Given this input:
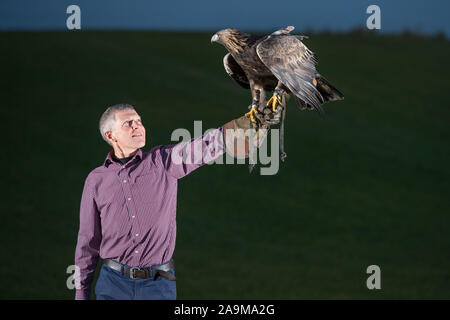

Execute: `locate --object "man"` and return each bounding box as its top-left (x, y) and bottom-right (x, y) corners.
top-left (74, 103), bottom-right (280, 300)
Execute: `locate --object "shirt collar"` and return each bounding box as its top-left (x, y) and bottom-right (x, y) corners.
top-left (104, 149), bottom-right (143, 168)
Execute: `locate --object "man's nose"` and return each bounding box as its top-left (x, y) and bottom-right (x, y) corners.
top-left (131, 121), bottom-right (141, 130)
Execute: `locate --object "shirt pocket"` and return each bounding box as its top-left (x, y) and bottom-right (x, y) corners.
top-left (134, 170), bottom-right (156, 184)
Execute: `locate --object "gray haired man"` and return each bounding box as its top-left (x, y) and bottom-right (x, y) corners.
top-left (74, 103), bottom-right (280, 300)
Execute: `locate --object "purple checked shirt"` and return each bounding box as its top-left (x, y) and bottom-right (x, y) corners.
top-left (74, 127), bottom-right (226, 300)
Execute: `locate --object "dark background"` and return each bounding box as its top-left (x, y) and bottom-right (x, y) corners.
top-left (0, 1), bottom-right (449, 299)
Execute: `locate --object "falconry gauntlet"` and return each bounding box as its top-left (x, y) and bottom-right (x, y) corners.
top-left (223, 107), bottom-right (282, 159)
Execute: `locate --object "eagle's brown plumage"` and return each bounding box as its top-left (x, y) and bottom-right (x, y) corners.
top-left (212, 26), bottom-right (344, 163)
top-left (211, 26), bottom-right (344, 113)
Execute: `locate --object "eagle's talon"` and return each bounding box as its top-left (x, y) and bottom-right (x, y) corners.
top-left (244, 106), bottom-right (259, 124)
top-left (267, 94), bottom-right (283, 112)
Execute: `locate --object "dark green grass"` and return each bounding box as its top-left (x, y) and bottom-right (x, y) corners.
top-left (0, 30), bottom-right (449, 299)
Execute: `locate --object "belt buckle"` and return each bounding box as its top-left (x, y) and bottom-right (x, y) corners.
top-left (129, 267), bottom-right (141, 279)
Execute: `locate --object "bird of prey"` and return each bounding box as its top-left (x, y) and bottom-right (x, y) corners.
top-left (211, 26), bottom-right (344, 160)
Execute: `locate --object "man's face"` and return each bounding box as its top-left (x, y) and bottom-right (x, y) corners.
top-left (109, 109), bottom-right (146, 153)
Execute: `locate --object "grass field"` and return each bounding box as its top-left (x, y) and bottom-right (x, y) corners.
top-left (0, 30), bottom-right (449, 299)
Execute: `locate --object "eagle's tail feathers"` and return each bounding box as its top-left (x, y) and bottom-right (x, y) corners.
top-left (294, 96), bottom-right (324, 114)
top-left (294, 96), bottom-right (310, 110)
top-left (315, 76), bottom-right (344, 102)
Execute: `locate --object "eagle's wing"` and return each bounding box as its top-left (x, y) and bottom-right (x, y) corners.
top-left (223, 53), bottom-right (250, 89)
top-left (256, 35), bottom-right (324, 111)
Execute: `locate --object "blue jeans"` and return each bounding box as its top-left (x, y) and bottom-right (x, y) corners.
top-left (95, 261), bottom-right (176, 300)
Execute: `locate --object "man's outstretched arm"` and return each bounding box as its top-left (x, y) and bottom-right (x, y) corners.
top-left (153, 110), bottom-right (281, 179)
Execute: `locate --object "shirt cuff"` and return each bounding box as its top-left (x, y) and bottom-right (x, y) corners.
top-left (75, 289), bottom-right (91, 300)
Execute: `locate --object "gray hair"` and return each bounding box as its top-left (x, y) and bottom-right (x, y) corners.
top-left (99, 103), bottom-right (135, 145)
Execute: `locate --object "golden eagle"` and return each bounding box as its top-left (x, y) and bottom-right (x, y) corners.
top-left (211, 26), bottom-right (344, 160)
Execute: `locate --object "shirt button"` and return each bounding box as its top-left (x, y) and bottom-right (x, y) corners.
top-left (131, 215), bottom-right (135, 218)
top-left (135, 250), bottom-right (139, 254)
top-left (135, 233), bottom-right (139, 237)
top-left (127, 197), bottom-right (131, 201)
top-left (123, 179), bottom-right (127, 183)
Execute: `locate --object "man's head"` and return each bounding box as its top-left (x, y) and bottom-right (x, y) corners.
top-left (99, 104), bottom-right (146, 157)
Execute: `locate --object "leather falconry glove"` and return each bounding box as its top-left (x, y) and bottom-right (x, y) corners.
top-left (222, 106), bottom-right (282, 159)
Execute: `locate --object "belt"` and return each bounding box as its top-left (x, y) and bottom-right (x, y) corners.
top-left (103, 259), bottom-right (176, 281)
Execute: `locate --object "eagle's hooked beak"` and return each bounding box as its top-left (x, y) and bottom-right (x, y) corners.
top-left (211, 34), bottom-right (219, 43)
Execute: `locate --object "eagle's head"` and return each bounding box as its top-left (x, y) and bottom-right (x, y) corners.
top-left (211, 29), bottom-right (251, 53)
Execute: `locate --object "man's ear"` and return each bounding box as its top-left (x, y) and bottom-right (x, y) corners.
top-left (104, 131), bottom-right (116, 144)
